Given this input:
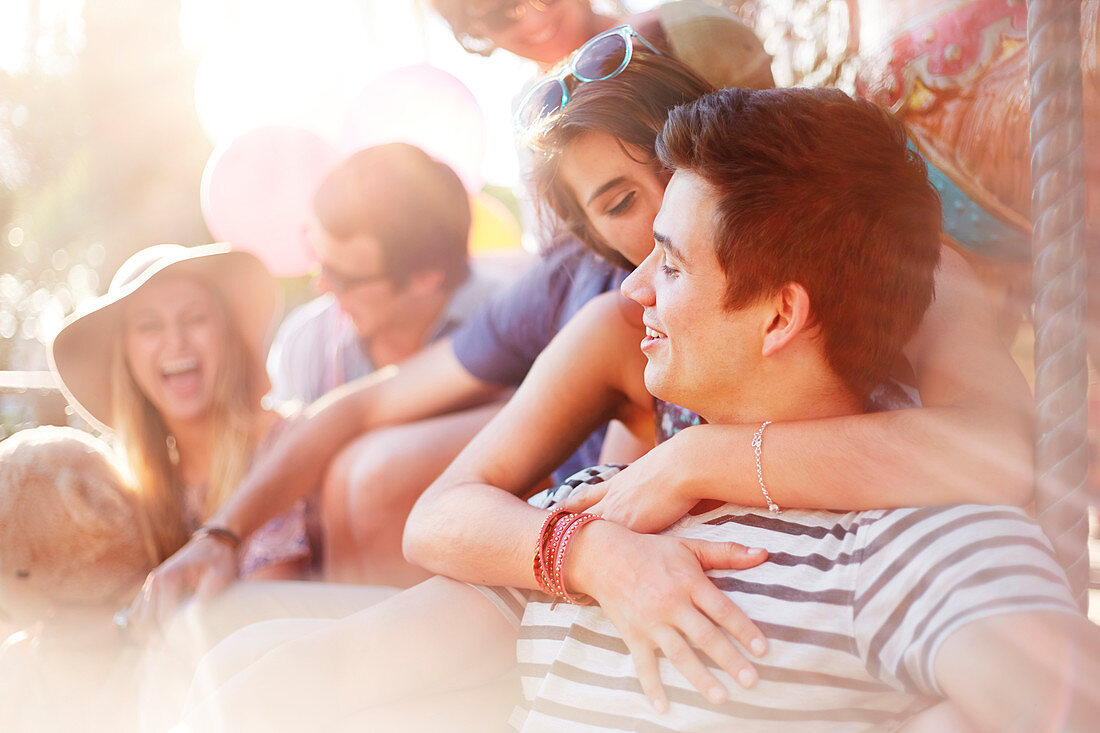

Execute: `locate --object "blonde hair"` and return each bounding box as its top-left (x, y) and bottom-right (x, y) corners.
top-left (110, 281), bottom-right (259, 562)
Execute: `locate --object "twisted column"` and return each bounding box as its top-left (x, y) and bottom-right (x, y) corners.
top-left (1028, 0), bottom-right (1090, 610)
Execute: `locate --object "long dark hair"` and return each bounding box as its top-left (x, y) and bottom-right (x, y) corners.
top-left (524, 51), bottom-right (715, 268)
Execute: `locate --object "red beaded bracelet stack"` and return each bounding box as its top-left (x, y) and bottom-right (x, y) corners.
top-left (532, 508), bottom-right (602, 606)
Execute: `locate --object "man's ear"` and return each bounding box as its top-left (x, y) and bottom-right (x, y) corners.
top-left (761, 282), bottom-right (811, 357)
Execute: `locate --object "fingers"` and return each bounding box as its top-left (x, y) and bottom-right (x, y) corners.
top-left (125, 571), bottom-right (161, 640)
top-left (621, 633), bottom-right (668, 713)
top-left (681, 594), bottom-right (764, 684)
top-left (652, 624), bottom-right (732, 705)
top-left (154, 569), bottom-right (186, 633)
top-left (693, 581), bottom-right (768, 660)
top-left (679, 538), bottom-right (768, 656)
top-left (560, 482), bottom-right (609, 512)
top-left (684, 539), bottom-right (767, 572)
top-left (195, 566), bottom-right (232, 601)
top-left (128, 565), bottom-right (185, 640)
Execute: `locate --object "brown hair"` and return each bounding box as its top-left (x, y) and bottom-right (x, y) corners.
top-left (525, 51), bottom-right (714, 268)
top-left (312, 142), bottom-right (471, 289)
top-left (657, 87), bottom-right (942, 400)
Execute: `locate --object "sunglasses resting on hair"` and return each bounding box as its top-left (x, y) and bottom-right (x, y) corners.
top-left (514, 25), bottom-right (663, 130)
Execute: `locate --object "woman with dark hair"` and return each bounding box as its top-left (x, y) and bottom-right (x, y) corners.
top-left (176, 47), bottom-right (1032, 731)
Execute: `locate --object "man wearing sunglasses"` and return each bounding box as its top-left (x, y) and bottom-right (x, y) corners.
top-left (267, 143), bottom-right (496, 407)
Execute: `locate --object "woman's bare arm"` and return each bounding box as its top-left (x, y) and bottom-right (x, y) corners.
top-left (403, 293), bottom-right (649, 585)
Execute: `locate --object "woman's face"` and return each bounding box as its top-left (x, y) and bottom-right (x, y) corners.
top-left (123, 274), bottom-right (227, 425)
top-left (473, 0), bottom-right (597, 65)
top-left (559, 130), bottom-right (668, 267)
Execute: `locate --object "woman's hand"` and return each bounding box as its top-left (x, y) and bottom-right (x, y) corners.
top-left (565, 519), bottom-right (769, 712)
top-left (122, 534), bottom-right (238, 640)
top-left (561, 432), bottom-right (700, 533)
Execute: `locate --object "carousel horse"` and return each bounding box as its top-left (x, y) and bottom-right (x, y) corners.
top-left (854, 0), bottom-right (1098, 342)
top-left (848, 0), bottom-right (1099, 496)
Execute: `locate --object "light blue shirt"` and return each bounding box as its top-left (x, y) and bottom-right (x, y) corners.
top-left (266, 271), bottom-right (499, 406)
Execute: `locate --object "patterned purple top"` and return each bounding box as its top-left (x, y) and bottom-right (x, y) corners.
top-left (182, 414), bottom-right (311, 577)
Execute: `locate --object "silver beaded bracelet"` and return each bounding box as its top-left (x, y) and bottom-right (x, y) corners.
top-left (751, 420), bottom-right (780, 513)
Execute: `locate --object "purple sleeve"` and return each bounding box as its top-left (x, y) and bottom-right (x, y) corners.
top-left (239, 501), bottom-right (311, 577)
top-left (237, 413), bottom-right (312, 576)
top-left (450, 241), bottom-right (621, 386)
top-left (449, 259), bottom-right (560, 386)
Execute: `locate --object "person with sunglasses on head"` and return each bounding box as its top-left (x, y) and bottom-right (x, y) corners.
top-left (429, 0), bottom-right (774, 91)
top-left (172, 54), bottom-right (1044, 732)
top-left (264, 142), bottom-right (503, 584)
top-left (431, 0), bottom-right (773, 277)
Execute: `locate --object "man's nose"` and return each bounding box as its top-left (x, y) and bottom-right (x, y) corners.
top-left (167, 321), bottom-right (188, 349)
top-left (621, 251), bottom-right (657, 307)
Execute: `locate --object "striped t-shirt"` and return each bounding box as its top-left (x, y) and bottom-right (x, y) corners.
top-left (482, 465), bottom-right (1077, 732)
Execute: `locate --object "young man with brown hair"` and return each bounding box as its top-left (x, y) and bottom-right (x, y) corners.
top-left (179, 88), bottom-right (1099, 732)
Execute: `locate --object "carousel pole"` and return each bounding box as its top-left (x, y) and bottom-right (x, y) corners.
top-left (1028, 0), bottom-right (1090, 610)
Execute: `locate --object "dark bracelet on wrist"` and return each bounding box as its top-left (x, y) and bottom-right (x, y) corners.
top-left (193, 525), bottom-right (242, 551)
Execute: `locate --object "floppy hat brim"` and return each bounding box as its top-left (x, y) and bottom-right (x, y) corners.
top-left (48, 244), bottom-right (280, 433)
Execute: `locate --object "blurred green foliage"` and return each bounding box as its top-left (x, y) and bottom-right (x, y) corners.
top-left (1, 0), bottom-right (212, 363)
top-left (0, 0), bottom-right (213, 435)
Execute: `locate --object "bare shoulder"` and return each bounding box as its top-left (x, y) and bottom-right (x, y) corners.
top-left (905, 244), bottom-right (998, 365)
top-left (539, 290), bottom-right (649, 415)
top-left (931, 245), bottom-right (984, 307)
top-left (576, 291), bottom-right (651, 418)
top-left (563, 290), bottom-right (645, 343)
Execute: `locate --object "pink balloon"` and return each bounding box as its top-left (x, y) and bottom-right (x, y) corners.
top-left (201, 126), bottom-right (339, 277)
top-left (341, 65), bottom-right (487, 193)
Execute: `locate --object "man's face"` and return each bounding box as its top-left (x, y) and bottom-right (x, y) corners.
top-left (621, 171), bottom-right (771, 419)
top-left (309, 217), bottom-right (407, 339)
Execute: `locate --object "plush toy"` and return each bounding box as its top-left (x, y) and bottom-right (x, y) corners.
top-left (0, 425), bottom-right (156, 732)
top-left (0, 425), bottom-right (155, 610)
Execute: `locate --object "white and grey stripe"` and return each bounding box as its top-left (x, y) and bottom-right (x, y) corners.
top-left (506, 466), bottom-right (1078, 732)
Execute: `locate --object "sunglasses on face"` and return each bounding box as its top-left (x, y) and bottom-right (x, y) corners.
top-left (470, 0), bottom-right (562, 34)
top-left (514, 25), bottom-right (663, 130)
top-left (318, 262), bottom-right (390, 294)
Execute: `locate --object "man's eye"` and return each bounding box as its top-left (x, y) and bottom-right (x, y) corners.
top-left (608, 192), bottom-right (635, 216)
top-left (660, 263), bottom-right (679, 277)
